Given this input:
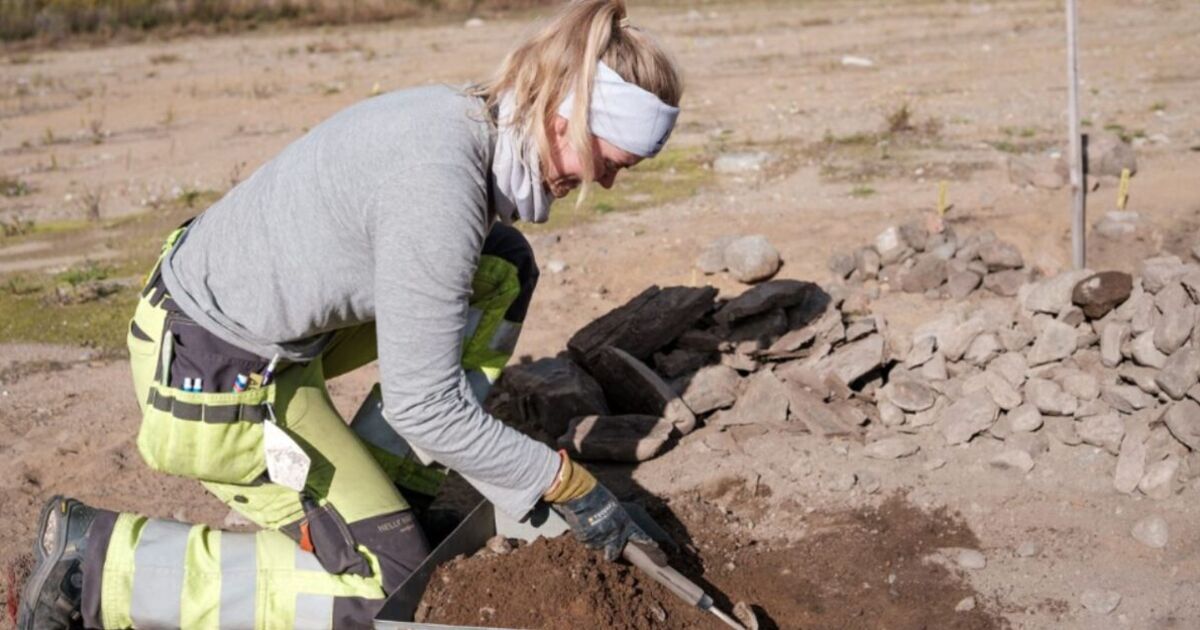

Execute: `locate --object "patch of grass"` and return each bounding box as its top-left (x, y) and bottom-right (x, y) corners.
top-left (175, 187), bottom-right (220, 209)
top-left (1, 175), bottom-right (32, 197)
top-left (1102, 122), bottom-right (1146, 143)
top-left (849, 185), bottom-right (876, 198)
top-left (1001, 126), bottom-right (1038, 138)
top-left (149, 52), bottom-right (180, 64)
top-left (1151, 101), bottom-right (1167, 113)
top-left (886, 103), bottom-right (914, 134)
top-left (988, 140), bottom-right (1020, 153)
top-left (56, 260), bottom-right (113, 286)
top-left (1, 274), bottom-right (41, 296)
top-left (0, 288), bottom-right (135, 352)
top-left (526, 145), bottom-right (710, 232)
top-left (1, 215), bottom-right (36, 238)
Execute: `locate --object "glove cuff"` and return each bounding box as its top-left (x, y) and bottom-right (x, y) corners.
top-left (542, 450), bottom-right (597, 503)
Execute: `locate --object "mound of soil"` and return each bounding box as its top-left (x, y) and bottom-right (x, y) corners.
top-left (417, 495), bottom-right (1006, 629)
top-left (417, 535), bottom-right (709, 629)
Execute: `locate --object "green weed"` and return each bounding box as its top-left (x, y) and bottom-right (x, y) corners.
top-left (56, 260), bottom-right (112, 286)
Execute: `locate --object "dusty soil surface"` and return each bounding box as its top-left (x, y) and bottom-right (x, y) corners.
top-left (2, 0), bottom-right (1198, 628)
top-left (420, 494), bottom-right (1003, 630)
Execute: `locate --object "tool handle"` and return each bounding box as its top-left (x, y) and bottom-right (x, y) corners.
top-left (622, 543), bottom-right (707, 608)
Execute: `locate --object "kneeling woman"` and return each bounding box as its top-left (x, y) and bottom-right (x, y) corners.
top-left (19, 1), bottom-right (682, 627)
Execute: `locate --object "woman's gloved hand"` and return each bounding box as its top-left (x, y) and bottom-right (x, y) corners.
top-left (543, 450), bottom-right (656, 561)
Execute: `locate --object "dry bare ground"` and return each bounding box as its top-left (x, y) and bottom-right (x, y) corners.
top-left (1, 0), bottom-right (1198, 628)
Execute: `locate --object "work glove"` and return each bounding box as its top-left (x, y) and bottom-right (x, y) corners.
top-left (544, 450), bottom-right (657, 562)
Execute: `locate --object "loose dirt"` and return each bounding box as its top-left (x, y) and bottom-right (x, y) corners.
top-left (419, 494), bottom-right (1004, 630)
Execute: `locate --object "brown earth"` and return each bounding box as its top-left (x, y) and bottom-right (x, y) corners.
top-left (2, 0), bottom-right (1199, 628)
top-left (420, 494), bottom-right (1004, 630)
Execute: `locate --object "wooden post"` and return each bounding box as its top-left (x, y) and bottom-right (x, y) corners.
top-left (1067, 0), bottom-right (1085, 269)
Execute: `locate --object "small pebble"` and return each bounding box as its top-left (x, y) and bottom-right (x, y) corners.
top-left (857, 471), bottom-right (882, 494)
top-left (956, 549), bottom-right (987, 570)
top-left (1080, 589), bottom-right (1121, 614)
top-left (649, 603), bottom-right (667, 623)
top-left (955, 596), bottom-right (977, 612)
top-left (733, 601), bottom-right (759, 630)
top-left (1131, 515), bottom-right (1168, 549)
top-left (546, 259), bottom-right (568, 274)
top-left (1015, 541), bottom-right (1041, 558)
top-left (485, 535), bottom-right (514, 555)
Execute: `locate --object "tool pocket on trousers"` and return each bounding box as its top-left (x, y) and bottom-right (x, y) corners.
top-left (136, 313), bottom-right (274, 485)
top-left (289, 498), bottom-right (372, 577)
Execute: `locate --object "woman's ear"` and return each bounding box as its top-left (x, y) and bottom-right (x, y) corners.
top-left (550, 114), bottom-right (570, 140)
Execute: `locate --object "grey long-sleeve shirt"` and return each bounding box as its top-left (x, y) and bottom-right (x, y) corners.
top-left (160, 85), bottom-right (559, 518)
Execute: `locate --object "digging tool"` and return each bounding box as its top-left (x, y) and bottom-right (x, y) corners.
top-left (622, 543), bottom-right (750, 630)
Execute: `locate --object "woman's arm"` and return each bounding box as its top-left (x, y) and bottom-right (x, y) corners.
top-left (370, 162), bottom-right (560, 519)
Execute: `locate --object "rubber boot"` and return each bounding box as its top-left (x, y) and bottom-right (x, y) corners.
top-left (17, 496), bottom-right (97, 630)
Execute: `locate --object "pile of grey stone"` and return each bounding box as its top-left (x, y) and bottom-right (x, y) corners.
top-left (497, 278), bottom-right (882, 463)
top-left (828, 222), bottom-right (1031, 299)
top-left (500, 235), bottom-right (1198, 502)
top-left (870, 250), bottom-right (1198, 500)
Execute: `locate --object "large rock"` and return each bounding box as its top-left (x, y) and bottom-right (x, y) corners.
top-left (1156, 348), bottom-right (1200, 400)
top-left (696, 236), bottom-right (736, 274)
top-left (1100, 322), bottom-right (1129, 367)
top-left (1101, 385), bottom-right (1152, 414)
top-left (989, 352), bottom-right (1028, 387)
top-left (828, 253), bottom-right (856, 279)
top-left (678, 365), bottom-right (740, 415)
top-left (984, 371), bottom-right (1023, 410)
top-left (568, 285), bottom-right (716, 366)
top-left (1153, 305), bottom-right (1195, 354)
top-left (1024, 270), bottom-right (1095, 314)
top-left (939, 392), bottom-right (1000, 444)
top-left (558, 415), bottom-right (673, 462)
top-left (783, 383), bottom-right (858, 436)
top-left (725, 235), bottom-right (782, 283)
top-left (1027, 320), bottom-right (1079, 366)
top-left (856, 247), bottom-right (882, 279)
top-left (1139, 458), bottom-right (1181, 500)
top-left (946, 270), bottom-right (982, 299)
top-left (821, 334), bottom-right (886, 386)
top-left (899, 256), bottom-right (948, 294)
top-left (1058, 370), bottom-right (1100, 401)
top-left (716, 280), bottom-right (824, 325)
top-left (942, 317), bottom-right (988, 362)
top-left (728, 370), bottom-right (789, 425)
top-left (588, 346), bottom-right (697, 435)
top-left (883, 379), bottom-right (938, 412)
top-left (1140, 256), bottom-right (1186, 294)
top-left (964, 333), bottom-right (1002, 366)
top-left (874, 226), bottom-right (909, 265)
top-left (978, 241), bottom-right (1024, 270)
top-left (1130, 333), bottom-right (1167, 368)
top-left (1130, 515), bottom-right (1168, 549)
top-left (983, 270), bottom-right (1028, 297)
top-left (1008, 403), bottom-right (1044, 432)
top-left (1114, 415), bottom-right (1152, 494)
top-left (1077, 414), bottom-right (1125, 454)
top-left (1163, 399), bottom-right (1200, 450)
top-left (1072, 271), bottom-right (1133, 319)
top-left (502, 357), bottom-right (610, 437)
top-left (1024, 378), bottom-right (1077, 416)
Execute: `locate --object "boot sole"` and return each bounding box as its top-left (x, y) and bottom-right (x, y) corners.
top-left (16, 495), bottom-right (69, 629)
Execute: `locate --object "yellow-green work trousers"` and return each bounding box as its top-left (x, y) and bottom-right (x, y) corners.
top-left (78, 223), bottom-right (539, 629)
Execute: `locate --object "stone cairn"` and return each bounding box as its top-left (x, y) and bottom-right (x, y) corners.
top-left (496, 225), bottom-right (1198, 501)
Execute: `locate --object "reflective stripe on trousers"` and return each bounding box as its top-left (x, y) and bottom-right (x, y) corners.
top-left (99, 513), bottom-right (384, 629)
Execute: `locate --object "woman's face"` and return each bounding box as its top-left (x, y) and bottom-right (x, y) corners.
top-left (543, 115), bottom-right (643, 199)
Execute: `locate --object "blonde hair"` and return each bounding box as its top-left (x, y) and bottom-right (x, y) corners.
top-left (476, 0), bottom-right (682, 194)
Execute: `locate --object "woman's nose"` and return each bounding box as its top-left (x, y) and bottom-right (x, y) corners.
top-left (599, 171), bottom-right (617, 189)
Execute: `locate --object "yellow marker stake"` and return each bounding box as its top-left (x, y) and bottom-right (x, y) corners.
top-left (937, 181), bottom-right (949, 216)
top-left (1117, 168), bottom-right (1131, 210)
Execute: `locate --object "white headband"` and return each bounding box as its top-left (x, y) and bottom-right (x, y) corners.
top-left (556, 61), bottom-right (680, 158)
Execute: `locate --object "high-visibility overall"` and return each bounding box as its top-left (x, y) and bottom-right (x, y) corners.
top-left (80, 223), bottom-right (539, 629)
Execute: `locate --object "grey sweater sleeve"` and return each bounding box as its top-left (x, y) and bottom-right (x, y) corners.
top-left (371, 162), bottom-right (560, 519)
